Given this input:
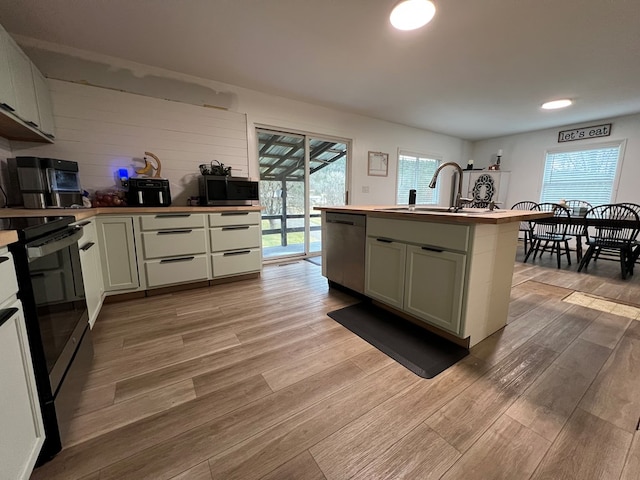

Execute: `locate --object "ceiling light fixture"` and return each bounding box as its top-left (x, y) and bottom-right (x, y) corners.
top-left (390, 0), bottom-right (436, 31)
top-left (541, 99), bottom-right (573, 110)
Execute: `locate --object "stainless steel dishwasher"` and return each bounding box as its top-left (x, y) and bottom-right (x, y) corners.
top-left (324, 212), bottom-right (366, 293)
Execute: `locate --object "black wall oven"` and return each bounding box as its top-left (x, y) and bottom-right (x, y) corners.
top-left (4, 216), bottom-right (94, 464)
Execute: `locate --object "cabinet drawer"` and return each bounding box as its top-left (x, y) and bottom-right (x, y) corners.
top-left (367, 217), bottom-right (469, 252)
top-left (140, 214), bottom-right (205, 231)
top-left (0, 253), bottom-right (18, 304)
top-left (210, 225), bottom-right (260, 252)
top-left (211, 249), bottom-right (261, 277)
top-left (141, 229), bottom-right (207, 259)
top-left (144, 254), bottom-right (209, 288)
top-left (209, 211), bottom-right (260, 227)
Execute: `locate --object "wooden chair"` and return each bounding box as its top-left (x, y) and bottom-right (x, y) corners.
top-left (511, 201), bottom-right (538, 254)
top-left (524, 203), bottom-right (573, 269)
top-left (564, 200), bottom-right (592, 262)
top-left (577, 204), bottom-right (639, 279)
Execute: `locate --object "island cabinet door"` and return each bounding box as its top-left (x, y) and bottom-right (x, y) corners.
top-left (404, 245), bottom-right (466, 335)
top-left (365, 237), bottom-right (406, 309)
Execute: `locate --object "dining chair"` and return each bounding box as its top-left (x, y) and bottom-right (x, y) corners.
top-left (564, 200), bottom-right (593, 262)
top-left (577, 203), bottom-right (639, 279)
top-left (524, 202), bottom-right (573, 269)
top-left (592, 202), bottom-right (640, 267)
top-left (511, 201), bottom-right (538, 254)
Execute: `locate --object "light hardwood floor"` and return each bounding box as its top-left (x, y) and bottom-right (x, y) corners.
top-left (30, 245), bottom-right (640, 480)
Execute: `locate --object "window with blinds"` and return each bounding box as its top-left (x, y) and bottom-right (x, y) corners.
top-left (396, 152), bottom-right (441, 205)
top-left (540, 144), bottom-right (622, 205)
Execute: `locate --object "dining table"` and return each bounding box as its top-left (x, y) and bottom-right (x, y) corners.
top-left (534, 207), bottom-right (640, 276)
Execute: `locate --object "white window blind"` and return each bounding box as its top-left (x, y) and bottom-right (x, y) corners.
top-left (540, 145), bottom-right (621, 205)
top-left (396, 152), bottom-right (440, 204)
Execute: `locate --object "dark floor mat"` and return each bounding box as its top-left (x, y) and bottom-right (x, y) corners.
top-left (327, 302), bottom-right (468, 379)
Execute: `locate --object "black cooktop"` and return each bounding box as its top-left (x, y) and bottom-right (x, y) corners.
top-left (0, 216), bottom-right (76, 242)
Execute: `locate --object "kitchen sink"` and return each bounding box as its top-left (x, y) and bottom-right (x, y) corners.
top-left (374, 206), bottom-right (501, 215)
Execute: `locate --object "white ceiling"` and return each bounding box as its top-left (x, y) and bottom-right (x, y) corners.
top-left (1, 0), bottom-right (639, 141)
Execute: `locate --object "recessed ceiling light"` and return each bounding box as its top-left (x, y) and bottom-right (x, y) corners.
top-left (541, 99), bottom-right (573, 110)
top-left (390, 0), bottom-right (436, 31)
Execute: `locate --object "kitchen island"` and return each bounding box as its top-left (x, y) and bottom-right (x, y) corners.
top-left (316, 205), bottom-right (550, 347)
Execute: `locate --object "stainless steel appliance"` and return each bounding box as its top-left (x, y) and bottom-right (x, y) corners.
top-left (127, 177), bottom-right (171, 207)
top-left (199, 176), bottom-right (259, 206)
top-left (325, 212), bottom-right (366, 293)
top-left (7, 157), bottom-right (84, 208)
top-left (4, 216), bottom-right (93, 464)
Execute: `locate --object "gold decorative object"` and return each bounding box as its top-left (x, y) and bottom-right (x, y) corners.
top-left (135, 151), bottom-right (163, 178)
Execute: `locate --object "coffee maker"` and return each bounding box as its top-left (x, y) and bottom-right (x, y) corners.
top-left (7, 157), bottom-right (84, 208)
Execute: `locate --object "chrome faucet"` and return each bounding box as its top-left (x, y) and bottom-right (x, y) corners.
top-left (428, 162), bottom-right (472, 212)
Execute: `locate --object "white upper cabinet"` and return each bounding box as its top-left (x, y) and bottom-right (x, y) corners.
top-left (31, 65), bottom-right (55, 138)
top-left (6, 35), bottom-right (39, 127)
top-left (0, 24), bottom-right (16, 112)
top-left (0, 22), bottom-right (55, 142)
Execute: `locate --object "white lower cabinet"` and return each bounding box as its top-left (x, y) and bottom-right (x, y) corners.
top-left (77, 218), bottom-right (104, 328)
top-left (404, 245), bottom-right (466, 334)
top-left (138, 213), bottom-right (209, 288)
top-left (144, 255), bottom-right (209, 288)
top-left (0, 249), bottom-right (45, 480)
top-left (93, 210), bottom-right (263, 293)
top-left (209, 212), bottom-right (262, 278)
top-left (365, 237), bottom-right (406, 309)
top-left (97, 216), bottom-right (140, 291)
top-left (365, 217), bottom-right (468, 336)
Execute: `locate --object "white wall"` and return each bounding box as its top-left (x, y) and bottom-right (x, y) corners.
top-left (8, 80), bottom-right (248, 205)
top-left (240, 88), bottom-right (471, 205)
top-left (2, 41), bottom-right (472, 208)
top-left (471, 113), bottom-right (640, 209)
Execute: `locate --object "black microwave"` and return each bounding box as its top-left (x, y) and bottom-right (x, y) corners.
top-left (199, 176), bottom-right (260, 206)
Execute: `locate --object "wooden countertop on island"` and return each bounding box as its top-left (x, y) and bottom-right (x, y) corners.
top-left (314, 205), bottom-right (551, 225)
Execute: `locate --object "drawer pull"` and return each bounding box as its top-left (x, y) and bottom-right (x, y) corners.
top-left (0, 256), bottom-right (9, 265)
top-left (376, 238), bottom-right (393, 243)
top-left (223, 250), bottom-right (252, 256)
top-left (80, 242), bottom-right (95, 252)
top-left (221, 226), bottom-right (250, 231)
top-left (1, 103), bottom-right (15, 112)
top-left (159, 256), bottom-right (195, 263)
top-left (157, 229), bottom-right (193, 235)
top-left (421, 246), bottom-right (444, 253)
top-left (26, 120), bottom-right (39, 128)
top-left (221, 212), bottom-right (249, 216)
top-left (0, 308), bottom-right (18, 328)
top-left (155, 214), bottom-right (191, 218)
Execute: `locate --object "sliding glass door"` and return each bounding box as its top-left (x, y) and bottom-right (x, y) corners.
top-left (257, 129), bottom-right (348, 259)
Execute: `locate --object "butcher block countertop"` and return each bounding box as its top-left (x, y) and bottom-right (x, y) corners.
top-left (0, 206), bottom-right (263, 247)
top-left (0, 230), bottom-right (18, 248)
top-left (0, 205), bottom-right (262, 220)
top-left (314, 205), bottom-right (551, 225)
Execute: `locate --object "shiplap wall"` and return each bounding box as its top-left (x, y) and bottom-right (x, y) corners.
top-left (8, 79), bottom-right (249, 205)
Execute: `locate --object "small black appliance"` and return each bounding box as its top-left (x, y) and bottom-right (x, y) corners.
top-left (127, 177), bottom-right (171, 207)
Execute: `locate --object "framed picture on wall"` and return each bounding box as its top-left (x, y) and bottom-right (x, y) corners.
top-left (368, 151), bottom-right (389, 176)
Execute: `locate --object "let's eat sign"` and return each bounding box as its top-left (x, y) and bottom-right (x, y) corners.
top-left (558, 123), bottom-right (612, 142)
